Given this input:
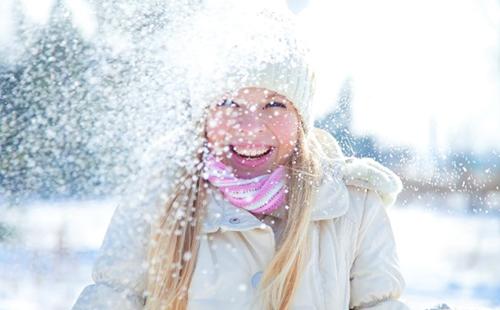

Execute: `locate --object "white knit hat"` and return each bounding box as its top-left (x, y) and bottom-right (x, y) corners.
top-left (174, 2), bottom-right (317, 132)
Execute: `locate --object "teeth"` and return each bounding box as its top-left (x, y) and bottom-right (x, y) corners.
top-left (232, 146), bottom-right (271, 157)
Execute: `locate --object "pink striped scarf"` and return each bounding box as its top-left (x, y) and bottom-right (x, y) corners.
top-left (202, 154), bottom-right (287, 215)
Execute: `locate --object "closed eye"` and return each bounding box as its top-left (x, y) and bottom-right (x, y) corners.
top-left (265, 101), bottom-right (287, 109)
top-left (217, 99), bottom-right (240, 108)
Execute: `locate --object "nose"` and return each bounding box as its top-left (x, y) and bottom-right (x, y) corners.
top-left (236, 107), bottom-right (266, 136)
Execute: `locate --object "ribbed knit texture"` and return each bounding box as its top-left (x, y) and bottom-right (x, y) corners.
top-left (178, 3), bottom-right (317, 131)
top-left (203, 154), bottom-right (287, 215)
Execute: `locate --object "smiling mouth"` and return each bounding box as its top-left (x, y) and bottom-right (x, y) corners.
top-left (230, 145), bottom-right (273, 159)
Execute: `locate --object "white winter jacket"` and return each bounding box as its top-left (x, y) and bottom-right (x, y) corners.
top-left (73, 129), bottom-right (410, 310)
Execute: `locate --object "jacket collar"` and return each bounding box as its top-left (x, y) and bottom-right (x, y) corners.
top-left (201, 141), bottom-right (351, 234)
top-left (201, 173), bottom-right (350, 234)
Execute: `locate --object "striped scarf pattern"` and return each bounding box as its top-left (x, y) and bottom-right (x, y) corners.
top-left (203, 155), bottom-right (287, 215)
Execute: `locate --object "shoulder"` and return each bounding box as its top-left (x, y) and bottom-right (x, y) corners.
top-left (312, 151), bottom-right (403, 229)
top-left (316, 154), bottom-right (403, 227)
top-left (310, 128), bottom-right (403, 208)
top-left (342, 185), bottom-right (387, 227)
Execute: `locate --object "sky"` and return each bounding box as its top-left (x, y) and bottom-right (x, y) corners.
top-left (296, 0), bottom-right (500, 153)
top-left (0, 0), bottom-right (499, 154)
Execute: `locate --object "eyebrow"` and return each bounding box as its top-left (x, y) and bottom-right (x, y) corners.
top-left (264, 90), bottom-right (279, 98)
top-left (224, 90), bottom-right (286, 106)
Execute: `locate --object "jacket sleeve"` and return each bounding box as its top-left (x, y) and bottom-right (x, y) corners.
top-left (349, 189), bottom-right (410, 310)
top-left (72, 195), bottom-right (154, 310)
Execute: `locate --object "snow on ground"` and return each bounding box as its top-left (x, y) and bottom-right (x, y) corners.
top-left (0, 198), bottom-right (499, 310)
top-left (389, 204), bottom-right (500, 309)
top-left (0, 200), bottom-right (115, 310)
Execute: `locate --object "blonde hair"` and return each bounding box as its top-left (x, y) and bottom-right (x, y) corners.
top-left (144, 116), bottom-right (322, 310)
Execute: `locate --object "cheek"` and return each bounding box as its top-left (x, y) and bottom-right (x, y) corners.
top-left (267, 112), bottom-right (299, 155)
top-left (205, 113), bottom-right (236, 146)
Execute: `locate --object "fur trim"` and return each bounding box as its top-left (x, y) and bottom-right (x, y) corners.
top-left (342, 157), bottom-right (403, 207)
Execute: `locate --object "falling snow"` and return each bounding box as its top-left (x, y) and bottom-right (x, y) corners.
top-left (0, 0), bottom-right (499, 309)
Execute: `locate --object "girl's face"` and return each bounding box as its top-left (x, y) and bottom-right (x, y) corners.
top-left (205, 87), bottom-right (300, 179)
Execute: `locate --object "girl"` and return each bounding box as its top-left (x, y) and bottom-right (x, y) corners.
top-left (73, 4), bottom-right (409, 310)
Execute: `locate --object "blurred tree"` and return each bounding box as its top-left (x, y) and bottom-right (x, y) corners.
top-left (315, 78), bottom-right (357, 156)
top-left (315, 78), bottom-right (413, 170)
top-left (0, 0), bottom-right (100, 200)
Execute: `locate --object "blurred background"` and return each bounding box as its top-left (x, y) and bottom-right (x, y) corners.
top-left (0, 0), bottom-right (499, 309)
